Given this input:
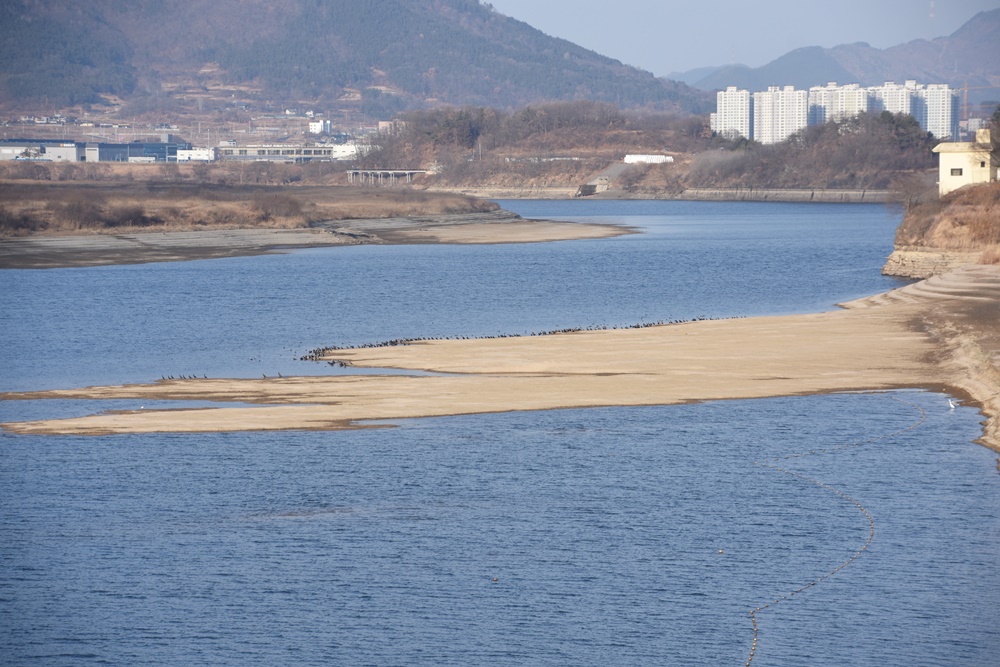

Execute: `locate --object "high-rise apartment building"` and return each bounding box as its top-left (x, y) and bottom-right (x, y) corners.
top-left (917, 84), bottom-right (960, 140)
top-left (808, 83), bottom-right (868, 125)
top-left (710, 86), bottom-right (752, 140)
top-left (867, 80), bottom-right (917, 116)
top-left (713, 80), bottom-right (961, 144)
top-left (753, 86), bottom-right (808, 144)
top-left (867, 81), bottom-right (958, 139)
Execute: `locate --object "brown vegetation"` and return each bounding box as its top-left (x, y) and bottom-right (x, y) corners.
top-left (358, 104), bottom-right (935, 193)
top-left (0, 170), bottom-right (498, 238)
top-left (361, 102), bottom-right (709, 185)
top-left (687, 112), bottom-right (936, 190)
top-left (894, 182), bottom-right (1000, 263)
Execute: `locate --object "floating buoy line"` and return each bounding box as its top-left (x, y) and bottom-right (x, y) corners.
top-left (744, 393), bottom-right (927, 666)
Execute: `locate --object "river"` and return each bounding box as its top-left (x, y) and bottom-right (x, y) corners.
top-left (1, 200), bottom-right (997, 665)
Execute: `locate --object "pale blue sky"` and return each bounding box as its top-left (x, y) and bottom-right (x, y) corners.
top-left (486, 0), bottom-right (999, 74)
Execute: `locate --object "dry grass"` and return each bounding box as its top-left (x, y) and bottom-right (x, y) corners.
top-left (0, 180), bottom-right (498, 237)
top-left (979, 244), bottom-right (1000, 265)
top-left (895, 182), bottom-right (1000, 253)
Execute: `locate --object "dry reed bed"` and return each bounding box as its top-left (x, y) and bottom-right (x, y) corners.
top-left (0, 180), bottom-right (497, 237)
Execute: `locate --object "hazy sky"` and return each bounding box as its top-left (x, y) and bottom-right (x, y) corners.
top-left (486, 0), bottom-right (999, 74)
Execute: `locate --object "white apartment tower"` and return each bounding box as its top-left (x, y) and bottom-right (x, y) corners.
top-left (753, 86), bottom-right (808, 144)
top-left (868, 80), bottom-right (916, 116)
top-left (917, 84), bottom-right (960, 140)
top-left (711, 86), bottom-right (752, 140)
top-left (867, 80), bottom-right (958, 139)
top-left (808, 82), bottom-right (868, 125)
top-left (713, 80), bottom-right (959, 144)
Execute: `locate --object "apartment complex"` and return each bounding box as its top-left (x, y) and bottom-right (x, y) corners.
top-left (712, 81), bottom-right (960, 144)
top-left (808, 83), bottom-right (869, 125)
top-left (711, 86), bottom-right (752, 140)
top-left (753, 86), bottom-right (809, 145)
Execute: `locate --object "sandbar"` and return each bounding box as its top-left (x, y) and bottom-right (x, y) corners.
top-left (4, 265), bottom-right (998, 451)
top-left (0, 211), bottom-right (632, 269)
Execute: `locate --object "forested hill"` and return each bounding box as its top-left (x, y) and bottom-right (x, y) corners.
top-left (0, 0), bottom-right (710, 113)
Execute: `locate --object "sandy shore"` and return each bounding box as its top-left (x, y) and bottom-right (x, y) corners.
top-left (4, 265), bottom-right (998, 452)
top-left (0, 210), bottom-right (632, 269)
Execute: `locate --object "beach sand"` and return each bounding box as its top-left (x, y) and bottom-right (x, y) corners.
top-left (4, 265), bottom-right (998, 451)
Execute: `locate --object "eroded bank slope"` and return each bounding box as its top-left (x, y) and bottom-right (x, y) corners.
top-left (884, 183), bottom-right (1000, 279)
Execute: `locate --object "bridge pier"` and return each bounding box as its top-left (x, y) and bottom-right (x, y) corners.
top-left (348, 169), bottom-right (429, 186)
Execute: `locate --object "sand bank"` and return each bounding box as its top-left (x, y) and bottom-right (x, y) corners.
top-left (4, 265), bottom-right (998, 450)
top-left (327, 210), bottom-right (634, 245)
top-left (0, 210), bottom-right (632, 269)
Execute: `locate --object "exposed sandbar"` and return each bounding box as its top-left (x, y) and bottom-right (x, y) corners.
top-left (0, 210), bottom-right (632, 269)
top-left (3, 266), bottom-right (997, 449)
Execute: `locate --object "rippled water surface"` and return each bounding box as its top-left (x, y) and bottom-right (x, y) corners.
top-left (1, 201), bottom-right (998, 665)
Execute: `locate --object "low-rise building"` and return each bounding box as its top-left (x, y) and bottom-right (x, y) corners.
top-left (44, 143), bottom-right (86, 162)
top-left (623, 154), bottom-right (674, 164)
top-left (217, 143), bottom-right (358, 162)
top-left (932, 129), bottom-right (997, 196)
top-left (0, 141), bottom-right (43, 160)
top-left (176, 148), bottom-right (217, 162)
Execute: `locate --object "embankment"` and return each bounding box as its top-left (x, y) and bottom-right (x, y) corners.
top-left (430, 186), bottom-right (893, 203)
top-left (680, 188), bottom-right (890, 203)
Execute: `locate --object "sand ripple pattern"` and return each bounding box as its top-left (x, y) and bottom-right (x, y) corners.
top-left (744, 394), bottom-right (927, 666)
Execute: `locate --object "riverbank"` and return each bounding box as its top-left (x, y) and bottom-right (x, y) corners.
top-left (882, 182), bottom-right (1000, 279)
top-left (0, 210), bottom-right (633, 269)
top-left (678, 188), bottom-right (890, 203)
top-left (4, 265), bottom-right (998, 454)
top-left (429, 186), bottom-right (892, 202)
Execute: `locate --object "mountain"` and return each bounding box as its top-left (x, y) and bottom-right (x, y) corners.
top-left (681, 9), bottom-right (1000, 101)
top-left (0, 0), bottom-right (711, 114)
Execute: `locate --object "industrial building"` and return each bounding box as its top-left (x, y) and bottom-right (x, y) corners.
top-left (0, 138), bottom-right (193, 162)
top-left (0, 138), bottom-right (360, 164)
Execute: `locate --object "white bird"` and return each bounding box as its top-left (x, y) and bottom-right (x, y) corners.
top-left (948, 398), bottom-right (957, 410)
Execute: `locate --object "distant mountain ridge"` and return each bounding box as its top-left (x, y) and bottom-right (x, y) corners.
top-left (0, 0), bottom-right (710, 114)
top-left (672, 9), bottom-right (1000, 101)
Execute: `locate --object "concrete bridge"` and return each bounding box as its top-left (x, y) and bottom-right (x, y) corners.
top-left (347, 169), bottom-right (429, 186)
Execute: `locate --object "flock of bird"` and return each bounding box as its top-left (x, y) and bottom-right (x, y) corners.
top-left (298, 315), bottom-right (745, 361)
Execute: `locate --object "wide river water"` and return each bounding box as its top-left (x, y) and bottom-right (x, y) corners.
top-left (1, 200), bottom-right (998, 665)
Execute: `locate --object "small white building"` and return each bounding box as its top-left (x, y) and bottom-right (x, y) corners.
top-left (176, 148), bottom-right (217, 162)
top-left (623, 154), bottom-right (674, 164)
top-left (932, 129), bottom-right (997, 196)
top-left (308, 120), bottom-right (332, 135)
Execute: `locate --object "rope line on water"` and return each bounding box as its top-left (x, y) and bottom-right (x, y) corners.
top-left (743, 394), bottom-right (926, 667)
